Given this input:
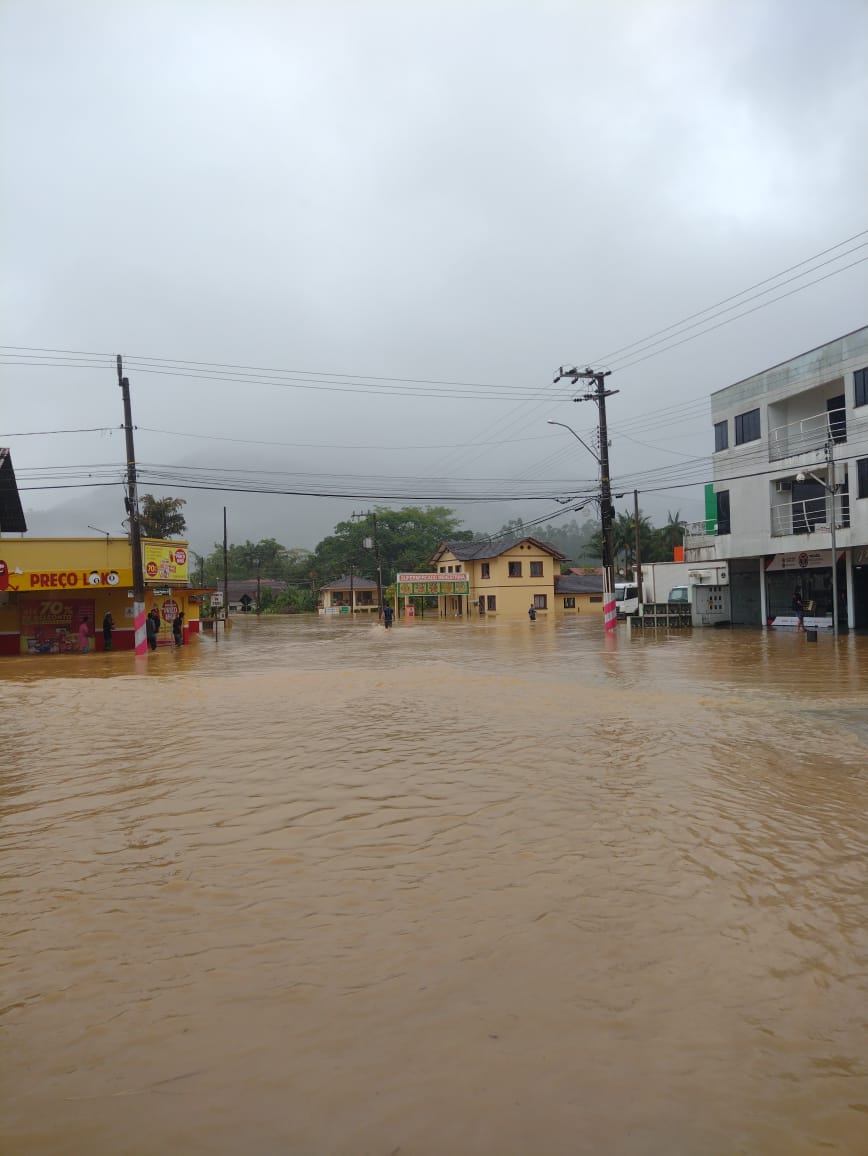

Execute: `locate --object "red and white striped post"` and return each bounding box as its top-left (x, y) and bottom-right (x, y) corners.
top-left (603, 588), bottom-right (617, 634)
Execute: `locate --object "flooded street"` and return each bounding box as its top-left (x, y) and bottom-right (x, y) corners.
top-left (2, 615), bottom-right (867, 1155)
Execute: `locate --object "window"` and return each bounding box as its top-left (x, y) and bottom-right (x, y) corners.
top-left (855, 367), bottom-right (868, 408)
top-left (563, 597), bottom-right (576, 609)
top-left (508, 561), bottom-right (522, 577)
top-left (714, 420), bottom-right (728, 452)
top-left (734, 408), bottom-right (760, 445)
top-left (455, 564), bottom-right (462, 572)
top-left (439, 566), bottom-right (445, 573)
top-left (533, 594), bottom-right (547, 610)
top-left (858, 458), bottom-right (868, 499)
top-left (589, 595), bottom-right (603, 604)
top-left (530, 561), bottom-right (543, 577)
top-left (447, 565), bottom-right (453, 573)
top-left (481, 563), bottom-right (490, 579)
top-left (486, 595), bottom-right (497, 611)
top-left (716, 489), bottom-right (731, 535)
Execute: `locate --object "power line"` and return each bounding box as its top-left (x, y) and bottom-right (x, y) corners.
top-left (591, 230), bottom-right (868, 364)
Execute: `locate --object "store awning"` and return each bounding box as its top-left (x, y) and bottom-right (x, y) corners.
top-left (0, 448), bottom-right (27, 533)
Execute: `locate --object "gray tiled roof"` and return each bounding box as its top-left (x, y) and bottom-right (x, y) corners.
top-left (554, 573), bottom-right (604, 594)
top-left (320, 575), bottom-right (379, 592)
top-left (0, 448), bottom-right (27, 533)
top-left (432, 534), bottom-right (566, 563)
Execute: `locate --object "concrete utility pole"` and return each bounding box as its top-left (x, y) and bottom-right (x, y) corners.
top-left (553, 366), bottom-right (619, 596)
top-left (223, 506), bottom-right (231, 632)
top-left (633, 488), bottom-right (643, 604)
top-left (117, 355), bottom-right (147, 656)
top-left (353, 510), bottom-right (384, 619)
top-left (825, 437), bottom-right (839, 640)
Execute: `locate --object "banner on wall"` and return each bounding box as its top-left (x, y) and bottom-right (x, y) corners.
top-left (143, 543), bottom-right (188, 583)
top-left (766, 549), bottom-right (842, 572)
top-left (396, 572), bottom-right (470, 596)
top-left (20, 596), bottom-right (95, 653)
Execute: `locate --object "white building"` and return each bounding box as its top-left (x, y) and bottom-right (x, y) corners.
top-left (685, 325), bottom-right (868, 629)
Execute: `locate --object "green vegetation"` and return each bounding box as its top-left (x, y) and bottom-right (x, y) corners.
top-left (191, 506), bottom-right (471, 614)
top-left (139, 495), bottom-right (187, 538)
top-left (191, 505), bottom-right (686, 612)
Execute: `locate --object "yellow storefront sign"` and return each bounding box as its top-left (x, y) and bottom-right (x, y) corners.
top-left (143, 543), bottom-right (188, 583)
top-left (12, 567), bottom-right (134, 590)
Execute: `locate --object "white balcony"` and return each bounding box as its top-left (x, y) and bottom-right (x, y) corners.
top-left (770, 492), bottom-right (850, 538)
top-left (768, 405), bottom-right (846, 462)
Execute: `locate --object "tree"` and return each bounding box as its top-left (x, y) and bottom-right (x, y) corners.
top-left (313, 506), bottom-right (471, 585)
top-left (140, 494), bottom-right (187, 538)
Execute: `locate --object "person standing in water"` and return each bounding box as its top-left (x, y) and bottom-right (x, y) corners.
top-left (382, 604), bottom-right (394, 629)
top-left (78, 616), bottom-right (90, 653)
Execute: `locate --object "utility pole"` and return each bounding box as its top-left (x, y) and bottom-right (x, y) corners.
top-left (353, 510), bottom-right (384, 619)
top-left (223, 506), bottom-right (231, 632)
top-left (553, 366), bottom-right (619, 596)
top-left (826, 438), bottom-right (839, 639)
top-left (118, 355), bottom-right (147, 656)
top-left (633, 489), bottom-right (643, 605)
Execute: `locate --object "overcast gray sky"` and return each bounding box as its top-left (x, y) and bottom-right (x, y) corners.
top-left (2, 0), bottom-right (867, 557)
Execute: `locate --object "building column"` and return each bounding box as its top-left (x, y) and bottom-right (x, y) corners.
top-left (845, 548), bottom-right (855, 630)
top-left (759, 557), bottom-right (768, 626)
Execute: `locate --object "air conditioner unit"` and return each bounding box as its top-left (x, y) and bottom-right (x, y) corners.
top-left (775, 480), bottom-right (792, 493)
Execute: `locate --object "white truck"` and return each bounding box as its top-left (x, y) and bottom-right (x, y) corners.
top-left (639, 561), bottom-right (693, 604)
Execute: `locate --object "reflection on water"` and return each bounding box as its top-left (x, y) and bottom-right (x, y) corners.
top-left (2, 616), bottom-right (867, 1155)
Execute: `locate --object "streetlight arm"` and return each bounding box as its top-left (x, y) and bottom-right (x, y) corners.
top-left (547, 420), bottom-right (600, 466)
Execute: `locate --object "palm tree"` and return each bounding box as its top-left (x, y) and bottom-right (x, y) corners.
top-left (661, 510), bottom-right (686, 557)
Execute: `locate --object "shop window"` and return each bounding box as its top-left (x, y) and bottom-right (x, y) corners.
top-left (563, 597), bottom-right (576, 609)
top-left (858, 458), bottom-right (868, 499)
top-left (533, 594), bottom-right (547, 610)
top-left (734, 408), bottom-right (760, 445)
top-left (855, 367), bottom-right (868, 408)
top-left (714, 420), bottom-right (728, 452)
top-left (530, 561), bottom-right (543, 577)
top-left (716, 489), bottom-right (731, 535)
top-left (481, 563), bottom-right (490, 579)
top-left (508, 561), bottom-right (522, 578)
top-left (486, 595), bottom-right (497, 611)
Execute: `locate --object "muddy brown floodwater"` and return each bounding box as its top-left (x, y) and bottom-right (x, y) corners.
top-left (2, 614), bottom-right (867, 1155)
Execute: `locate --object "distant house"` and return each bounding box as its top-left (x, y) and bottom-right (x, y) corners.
top-left (318, 575), bottom-right (379, 615)
top-left (554, 572), bottom-right (605, 614)
top-left (430, 535), bottom-right (566, 616)
top-left (226, 579), bottom-right (286, 613)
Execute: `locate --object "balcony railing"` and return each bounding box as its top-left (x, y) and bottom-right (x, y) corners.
top-left (684, 518), bottom-right (716, 540)
top-left (768, 406), bottom-right (846, 461)
top-left (770, 493), bottom-right (850, 537)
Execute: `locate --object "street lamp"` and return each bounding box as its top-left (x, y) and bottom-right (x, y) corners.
top-left (796, 441), bottom-right (840, 638)
top-left (253, 557), bottom-right (262, 616)
top-left (547, 419), bottom-right (616, 593)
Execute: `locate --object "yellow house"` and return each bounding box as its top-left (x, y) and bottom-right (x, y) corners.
top-left (552, 571), bottom-right (605, 614)
top-left (0, 536), bottom-right (199, 654)
top-left (430, 535), bottom-right (566, 616)
top-left (318, 575), bottom-right (379, 614)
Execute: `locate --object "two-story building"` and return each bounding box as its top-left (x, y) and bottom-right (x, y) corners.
top-left (685, 325), bottom-right (868, 629)
top-left (430, 535), bottom-right (567, 616)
